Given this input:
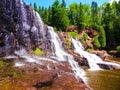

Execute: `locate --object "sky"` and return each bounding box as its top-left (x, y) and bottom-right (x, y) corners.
top-left (24, 0), bottom-right (117, 8)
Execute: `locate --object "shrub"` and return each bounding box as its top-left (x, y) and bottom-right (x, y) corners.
top-left (68, 31), bottom-right (79, 39)
top-left (82, 33), bottom-right (87, 43)
top-left (90, 23), bottom-right (99, 30)
top-left (92, 36), bottom-right (101, 48)
top-left (98, 26), bottom-right (106, 48)
top-left (116, 46), bottom-right (120, 52)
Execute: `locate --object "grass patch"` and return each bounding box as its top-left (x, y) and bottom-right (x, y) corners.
top-left (0, 60), bottom-right (23, 79)
top-left (82, 33), bottom-right (87, 43)
top-left (0, 60), bottom-right (4, 67)
top-left (33, 48), bottom-right (44, 56)
top-left (86, 48), bottom-right (93, 52)
top-left (68, 31), bottom-right (79, 39)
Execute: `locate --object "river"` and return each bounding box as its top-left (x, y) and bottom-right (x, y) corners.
top-left (86, 69), bottom-right (120, 90)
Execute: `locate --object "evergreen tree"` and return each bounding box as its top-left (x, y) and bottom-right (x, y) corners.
top-left (83, 4), bottom-right (91, 27)
top-left (98, 26), bottom-right (106, 48)
top-left (77, 2), bottom-right (85, 29)
top-left (34, 2), bottom-right (39, 12)
top-left (52, 0), bottom-right (69, 31)
top-left (113, 1), bottom-right (120, 46)
top-left (61, 0), bottom-right (66, 8)
top-left (48, 6), bottom-right (52, 25)
top-left (102, 3), bottom-right (114, 49)
top-left (68, 3), bottom-right (79, 25)
top-left (30, 3), bottom-right (32, 6)
top-left (91, 1), bottom-right (98, 25)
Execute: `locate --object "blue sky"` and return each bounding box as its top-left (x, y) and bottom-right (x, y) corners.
top-left (24, 0), bottom-right (110, 7)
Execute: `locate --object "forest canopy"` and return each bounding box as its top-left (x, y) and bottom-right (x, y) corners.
top-left (32, 0), bottom-right (120, 50)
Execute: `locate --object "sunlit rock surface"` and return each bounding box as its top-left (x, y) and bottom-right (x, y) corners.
top-left (0, 0), bottom-right (48, 56)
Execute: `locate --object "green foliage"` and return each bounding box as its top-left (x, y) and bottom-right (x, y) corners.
top-left (90, 23), bottom-right (99, 30)
top-left (34, 2), bottom-right (39, 12)
top-left (0, 61), bottom-right (23, 79)
top-left (61, 0), bottom-right (66, 8)
top-left (82, 33), bottom-right (87, 43)
top-left (91, 1), bottom-right (98, 24)
top-left (53, 27), bottom-right (57, 31)
top-left (0, 60), bottom-right (4, 67)
top-left (77, 3), bottom-right (85, 29)
top-left (116, 46), bottom-right (120, 52)
top-left (68, 3), bottom-right (79, 25)
top-left (68, 32), bottom-right (79, 39)
top-left (52, 0), bottom-right (69, 31)
top-left (86, 48), bottom-right (93, 52)
top-left (98, 26), bottom-right (106, 48)
top-left (93, 36), bottom-right (101, 48)
top-left (33, 1), bottom-right (120, 50)
top-left (34, 48), bottom-right (44, 56)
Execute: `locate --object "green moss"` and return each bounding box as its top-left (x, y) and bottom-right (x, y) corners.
top-left (0, 63), bottom-right (23, 79)
top-left (68, 31), bottom-right (79, 39)
top-left (0, 60), bottom-right (4, 67)
top-left (82, 33), bottom-right (87, 43)
top-left (34, 48), bottom-right (44, 56)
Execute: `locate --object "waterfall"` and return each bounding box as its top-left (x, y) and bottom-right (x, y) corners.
top-left (47, 26), bottom-right (85, 79)
top-left (72, 38), bottom-right (120, 70)
top-left (20, 0), bottom-right (27, 23)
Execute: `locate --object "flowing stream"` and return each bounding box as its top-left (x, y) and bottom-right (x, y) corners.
top-left (72, 38), bottom-right (120, 70)
top-left (86, 70), bottom-right (120, 90)
top-left (47, 26), bottom-right (85, 80)
top-left (71, 38), bottom-right (120, 90)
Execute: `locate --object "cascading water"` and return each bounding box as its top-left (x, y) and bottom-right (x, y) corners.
top-left (47, 26), bottom-right (85, 79)
top-left (20, 0), bottom-right (27, 22)
top-left (14, 48), bottom-right (57, 63)
top-left (72, 38), bottom-right (120, 70)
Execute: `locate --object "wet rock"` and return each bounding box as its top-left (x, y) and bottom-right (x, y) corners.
top-left (98, 63), bottom-right (114, 70)
top-left (91, 50), bottom-right (110, 60)
top-left (33, 73), bottom-right (57, 89)
top-left (0, 0), bottom-right (48, 56)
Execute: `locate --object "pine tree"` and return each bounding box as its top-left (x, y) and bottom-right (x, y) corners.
top-left (52, 0), bottom-right (69, 31)
top-left (68, 3), bottom-right (79, 25)
top-left (34, 2), bottom-right (39, 12)
top-left (77, 2), bottom-right (85, 29)
top-left (91, 1), bottom-right (98, 25)
top-left (98, 26), bottom-right (106, 48)
top-left (102, 3), bottom-right (114, 49)
top-left (61, 0), bottom-right (66, 8)
top-left (48, 6), bottom-right (52, 25)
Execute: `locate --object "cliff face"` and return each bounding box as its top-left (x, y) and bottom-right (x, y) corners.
top-left (0, 0), bottom-right (48, 56)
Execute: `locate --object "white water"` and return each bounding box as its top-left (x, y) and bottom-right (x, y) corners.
top-left (72, 38), bottom-right (120, 70)
top-left (33, 11), bottom-right (45, 38)
top-left (48, 26), bottom-right (85, 79)
top-left (14, 48), bottom-right (57, 67)
top-left (20, 0), bottom-right (27, 22)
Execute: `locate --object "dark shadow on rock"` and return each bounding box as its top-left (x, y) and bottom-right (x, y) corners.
top-left (33, 73), bottom-right (57, 89)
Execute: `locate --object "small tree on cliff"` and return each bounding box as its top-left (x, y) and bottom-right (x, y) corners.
top-left (34, 2), bottom-right (39, 12)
